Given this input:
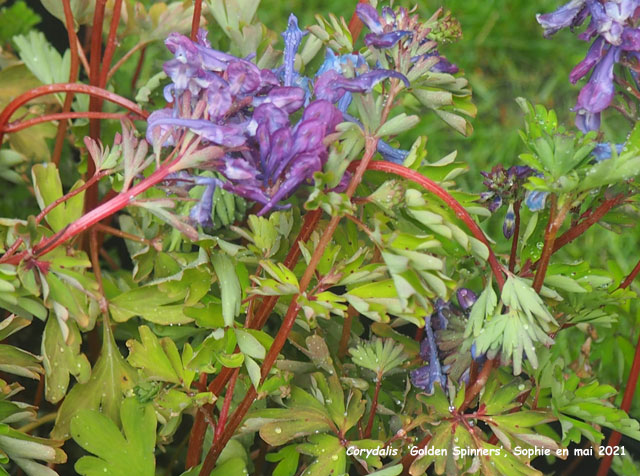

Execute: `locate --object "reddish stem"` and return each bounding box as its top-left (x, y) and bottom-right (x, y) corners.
top-left (191, 0), bottom-right (203, 41)
top-left (620, 258), bottom-right (640, 290)
top-left (0, 83), bottom-right (148, 143)
top-left (597, 263), bottom-right (640, 476)
top-left (348, 0), bottom-right (368, 42)
top-left (338, 306), bottom-right (357, 359)
top-left (130, 45), bottom-right (148, 90)
top-left (401, 434), bottom-right (432, 474)
top-left (215, 369), bottom-right (239, 439)
top-left (508, 200), bottom-right (521, 272)
top-left (186, 374), bottom-right (209, 469)
top-left (3, 112), bottom-right (133, 133)
top-left (364, 374), bottom-right (382, 438)
top-left (552, 193), bottom-right (625, 254)
top-left (460, 358), bottom-right (495, 411)
top-left (358, 160), bottom-right (505, 289)
top-left (0, 153), bottom-right (185, 265)
top-left (533, 196), bottom-right (570, 293)
top-left (52, 0), bottom-right (80, 166)
top-left (99, 0), bottom-right (123, 91)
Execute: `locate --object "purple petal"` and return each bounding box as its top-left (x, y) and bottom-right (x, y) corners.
top-left (226, 60), bottom-right (262, 95)
top-left (574, 46), bottom-right (619, 115)
top-left (364, 31), bottom-right (413, 49)
top-left (251, 103), bottom-right (290, 135)
top-left (570, 38), bottom-right (605, 84)
top-left (456, 288), bottom-right (478, 311)
top-left (575, 110), bottom-right (601, 132)
top-left (356, 4), bottom-right (383, 34)
top-left (621, 27), bottom-right (640, 50)
top-left (189, 178), bottom-right (219, 228)
top-left (536, 0), bottom-right (588, 37)
top-left (257, 153), bottom-right (322, 215)
top-left (206, 82), bottom-right (233, 119)
top-left (265, 127), bottom-right (293, 180)
top-left (314, 69), bottom-right (409, 103)
top-left (264, 87), bottom-right (306, 113)
top-left (301, 100), bottom-right (343, 133)
top-left (148, 115), bottom-right (246, 147)
top-left (223, 157), bottom-right (258, 180)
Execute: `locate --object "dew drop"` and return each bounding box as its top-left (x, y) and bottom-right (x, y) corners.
top-left (274, 427), bottom-right (282, 434)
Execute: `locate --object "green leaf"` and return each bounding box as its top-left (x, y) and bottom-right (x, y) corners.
top-left (0, 1), bottom-right (41, 44)
top-left (265, 445), bottom-right (300, 476)
top-left (235, 329), bottom-right (265, 360)
top-left (52, 321), bottom-right (137, 440)
top-left (13, 31), bottom-right (70, 90)
top-left (126, 326), bottom-right (181, 384)
top-left (42, 317), bottom-right (90, 404)
top-left (212, 253), bottom-right (241, 326)
top-left (298, 434), bottom-right (346, 476)
top-left (31, 164), bottom-right (85, 233)
top-left (71, 397), bottom-right (156, 476)
top-left (109, 283), bottom-right (193, 325)
top-left (0, 344), bottom-right (42, 379)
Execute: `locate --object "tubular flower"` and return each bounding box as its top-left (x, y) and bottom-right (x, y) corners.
top-left (537, 0), bottom-right (640, 131)
top-left (410, 289), bottom-right (479, 393)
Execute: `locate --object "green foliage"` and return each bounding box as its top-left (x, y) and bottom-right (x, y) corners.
top-left (71, 397), bottom-right (156, 476)
top-left (0, 1), bottom-right (40, 46)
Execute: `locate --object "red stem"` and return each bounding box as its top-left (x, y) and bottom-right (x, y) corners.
top-left (460, 358), bottom-right (495, 411)
top-left (364, 375), bottom-right (382, 438)
top-left (401, 434), bottom-right (432, 474)
top-left (186, 373), bottom-right (209, 469)
top-left (191, 0), bottom-right (203, 41)
top-left (131, 45), bottom-right (148, 91)
top-left (348, 0), bottom-right (368, 43)
top-left (597, 263), bottom-right (640, 476)
top-left (552, 193), bottom-right (625, 254)
top-left (0, 155), bottom-right (183, 265)
top-left (358, 160), bottom-right (505, 289)
top-left (52, 0), bottom-right (80, 166)
top-left (3, 112), bottom-right (133, 133)
top-left (215, 369), bottom-right (239, 439)
top-left (0, 83), bottom-right (148, 143)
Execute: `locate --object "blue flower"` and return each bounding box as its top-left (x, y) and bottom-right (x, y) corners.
top-left (525, 190), bottom-right (549, 212)
top-left (282, 14), bottom-right (307, 87)
top-left (314, 69), bottom-right (409, 104)
top-left (591, 141), bottom-right (624, 161)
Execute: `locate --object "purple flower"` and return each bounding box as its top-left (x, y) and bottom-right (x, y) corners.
top-left (365, 30), bottom-right (413, 49)
top-left (282, 14), bottom-right (307, 87)
top-left (573, 45), bottom-right (619, 131)
top-left (189, 177), bottom-right (219, 227)
top-left (146, 111), bottom-right (246, 147)
top-left (314, 69), bottom-right (409, 104)
top-left (570, 37), bottom-right (606, 83)
top-left (479, 165), bottom-right (534, 213)
top-left (456, 288), bottom-right (478, 311)
top-left (356, 4), bottom-right (383, 34)
top-left (536, 0), bottom-right (588, 38)
top-left (410, 323), bottom-right (446, 393)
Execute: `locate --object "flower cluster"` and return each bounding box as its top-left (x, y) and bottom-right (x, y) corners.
top-left (479, 165), bottom-right (536, 236)
top-left (537, 0), bottom-right (640, 131)
top-left (410, 289), bottom-right (478, 393)
top-left (147, 14), bottom-right (419, 223)
top-left (356, 3), bottom-right (459, 73)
